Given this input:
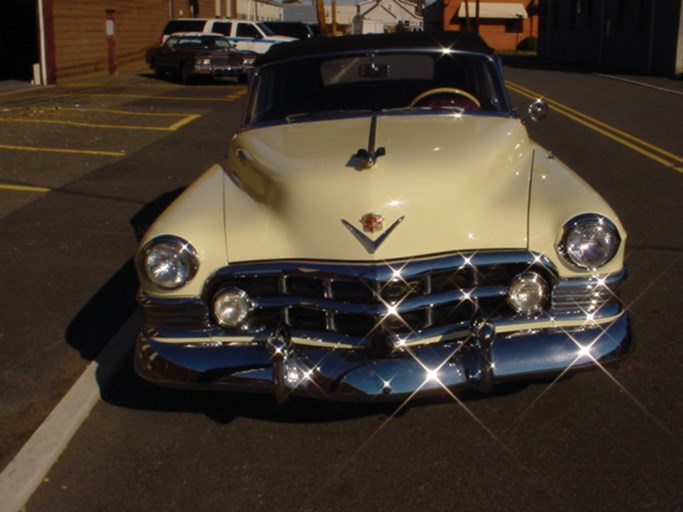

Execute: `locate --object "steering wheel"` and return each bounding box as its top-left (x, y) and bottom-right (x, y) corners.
top-left (410, 87), bottom-right (481, 110)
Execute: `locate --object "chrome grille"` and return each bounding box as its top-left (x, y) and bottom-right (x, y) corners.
top-left (139, 253), bottom-right (626, 348)
top-left (212, 55), bottom-right (243, 67)
top-left (551, 273), bottom-right (624, 315)
top-left (204, 252), bottom-right (555, 347)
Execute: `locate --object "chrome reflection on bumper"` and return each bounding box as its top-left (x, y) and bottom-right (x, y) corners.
top-left (135, 313), bottom-right (631, 402)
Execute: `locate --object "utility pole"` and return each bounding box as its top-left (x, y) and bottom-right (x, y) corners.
top-left (315, 0), bottom-right (330, 36)
top-left (332, 0), bottom-right (337, 35)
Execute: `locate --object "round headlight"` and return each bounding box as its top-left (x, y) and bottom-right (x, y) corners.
top-left (559, 216), bottom-right (620, 270)
top-left (213, 288), bottom-right (252, 328)
top-left (508, 272), bottom-right (548, 315)
top-left (140, 237), bottom-right (198, 290)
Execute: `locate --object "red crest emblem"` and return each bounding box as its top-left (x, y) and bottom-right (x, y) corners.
top-left (360, 213), bottom-right (384, 234)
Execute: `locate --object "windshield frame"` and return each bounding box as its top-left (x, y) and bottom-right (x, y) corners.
top-left (243, 47), bottom-right (513, 128)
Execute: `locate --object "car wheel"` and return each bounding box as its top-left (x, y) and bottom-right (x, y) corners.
top-left (152, 61), bottom-right (163, 78)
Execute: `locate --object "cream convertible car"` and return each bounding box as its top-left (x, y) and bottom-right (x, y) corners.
top-left (135, 32), bottom-right (631, 402)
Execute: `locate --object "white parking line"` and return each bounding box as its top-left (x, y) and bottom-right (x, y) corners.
top-left (0, 310), bottom-right (142, 512)
top-left (594, 73), bottom-right (683, 96)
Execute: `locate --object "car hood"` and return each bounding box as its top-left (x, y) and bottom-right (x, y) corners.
top-left (223, 114), bottom-right (533, 263)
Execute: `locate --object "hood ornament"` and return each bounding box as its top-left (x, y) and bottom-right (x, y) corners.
top-left (342, 214), bottom-right (405, 254)
top-left (354, 114), bottom-right (386, 169)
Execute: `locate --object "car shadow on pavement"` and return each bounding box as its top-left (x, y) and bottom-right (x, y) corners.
top-left (65, 188), bottom-right (185, 362)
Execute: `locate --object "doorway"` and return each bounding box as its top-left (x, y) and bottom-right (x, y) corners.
top-left (0, 0), bottom-right (39, 81)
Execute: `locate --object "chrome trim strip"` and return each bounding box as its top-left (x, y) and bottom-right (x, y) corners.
top-left (145, 307), bottom-right (625, 349)
top-left (206, 251), bottom-right (558, 282)
top-left (342, 215), bottom-right (405, 254)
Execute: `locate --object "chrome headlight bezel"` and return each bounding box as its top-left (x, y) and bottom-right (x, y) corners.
top-left (212, 288), bottom-right (253, 328)
top-left (507, 272), bottom-right (548, 315)
top-left (557, 214), bottom-right (621, 270)
top-left (138, 236), bottom-right (199, 290)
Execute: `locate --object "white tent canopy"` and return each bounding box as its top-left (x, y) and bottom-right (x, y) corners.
top-left (457, 2), bottom-right (528, 19)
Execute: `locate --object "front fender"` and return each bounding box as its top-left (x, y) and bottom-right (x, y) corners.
top-left (138, 164), bottom-right (229, 298)
top-left (527, 145), bottom-right (627, 277)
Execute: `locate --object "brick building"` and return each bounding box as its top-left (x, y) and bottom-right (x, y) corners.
top-left (423, 0), bottom-right (539, 51)
top-left (1, 0), bottom-right (283, 85)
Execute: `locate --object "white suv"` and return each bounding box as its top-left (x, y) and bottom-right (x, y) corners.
top-left (161, 19), bottom-right (295, 53)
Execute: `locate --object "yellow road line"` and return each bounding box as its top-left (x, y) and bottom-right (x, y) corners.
top-left (0, 144), bottom-right (124, 157)
top-left (0, 183), bottom-right (51, 193)
top-left (225, 90), bottom-right (247, 99)
top-left (508, 81), bottom-right (683, 165)
top-left (506, 80), bottom-right (683, 174)
top-left (166, 114), bottom-right (202, 131)
top-left (58, 107), bottom-right (198, 118)
top-left (0, 116), bottom-right (198, 132)
top-left (49, 93), bottom-right (236, 102)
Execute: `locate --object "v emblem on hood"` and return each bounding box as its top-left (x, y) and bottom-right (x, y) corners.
top-left (342, 215), bottom-right (405, 254)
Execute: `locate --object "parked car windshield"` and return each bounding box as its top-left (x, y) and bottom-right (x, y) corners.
top-left (256, 22), bottom-right (275, 36)
top-left (248, 51), bottom-right (508, 124)
top-left (176, 35), bottom-right (233, 48)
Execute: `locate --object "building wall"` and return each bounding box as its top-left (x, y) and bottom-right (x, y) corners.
top-left (283, 4), bottom-right (358, 27)
top-left (441, 1), bottom-right (539, 51)
top-left (356, 0), bottom-right (424, 30)
top-left (538, 0), bottom-right (683, 76)
top-left (49, 0), bottom-right (282, 83)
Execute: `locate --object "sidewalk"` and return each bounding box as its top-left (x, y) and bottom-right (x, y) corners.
top-left (0, 80), bottom-right (39, 94)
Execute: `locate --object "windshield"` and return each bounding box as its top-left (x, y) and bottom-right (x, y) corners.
top-left (177, 36), bottom-right (232, 48)
top-left (247, 51), bottom-right (508, 124)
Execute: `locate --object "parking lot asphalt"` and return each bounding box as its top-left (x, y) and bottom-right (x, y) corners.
top-left (0, 71), bottom-right (248, 471)
top-left (2, 65), bottom-right (682, 511)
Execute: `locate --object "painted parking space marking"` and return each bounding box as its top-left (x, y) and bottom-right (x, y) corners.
top-left (0, 82), bottom-right (247, 198)
top-left (0, 114), bottom-right (201, 132)
top-left (225, 89), bottom-right (247, 100)
top-left (506, 80), bottom-right (683, 175)
top-left (0, 183), bottom-right (51, 193)
top-left (47, 92), bottom-right (241, 102)
top-left (0, 143), bottom-right (125, 157)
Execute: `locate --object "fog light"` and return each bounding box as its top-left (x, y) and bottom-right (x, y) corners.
top-left (213, 288), bottom-right (252, 328)
top-left (507, 272), bottom-right (547, 315)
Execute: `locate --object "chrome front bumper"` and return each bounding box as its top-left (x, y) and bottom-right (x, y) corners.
top-left (135, 314), bottom-right (631, 402)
